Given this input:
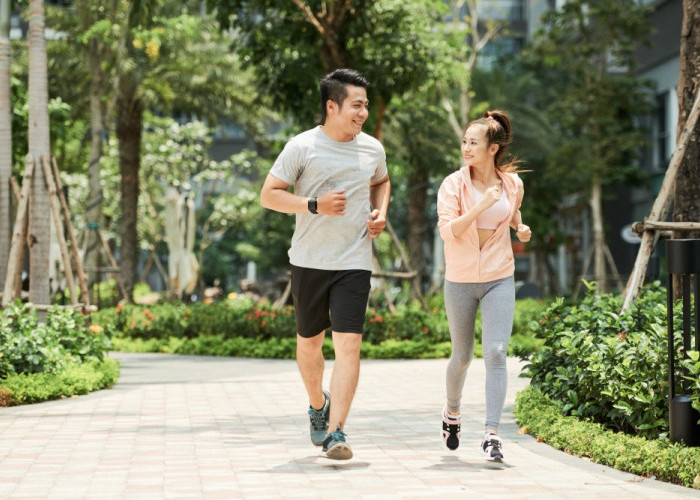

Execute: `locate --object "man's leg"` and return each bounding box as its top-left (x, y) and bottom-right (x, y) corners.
top-left (327, 331), bottom-right (362, 431)
top-left (296, 331), bottom-right (326, 410)
top-left (322, 268), bottom-right (369, 459)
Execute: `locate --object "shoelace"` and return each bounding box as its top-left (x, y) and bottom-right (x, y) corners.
top-left (330, 429), bottom-right (346, 442)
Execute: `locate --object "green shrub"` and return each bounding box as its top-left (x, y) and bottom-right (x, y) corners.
top-left (0, 302), bottom-right (112, 378)
top-left (96, 293), bottom-right (550, 359)
top-left (515, 385), bottom-right (700, 489)
top-left (522, 282), bottom-right (687, 439)
top-left (0, 358), bottom-right (120, 406)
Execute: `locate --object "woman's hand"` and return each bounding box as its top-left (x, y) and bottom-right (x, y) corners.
top-left (480, 184), bottom-right (502, 209)
top-left (516, 224), bottom-right (531, 243)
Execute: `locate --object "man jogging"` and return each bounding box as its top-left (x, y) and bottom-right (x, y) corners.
top-left (260, 68), bottom-right (390, 460)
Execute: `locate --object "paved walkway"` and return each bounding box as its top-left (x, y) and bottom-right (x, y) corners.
top-left (0, 352), bottom-right (697, 499)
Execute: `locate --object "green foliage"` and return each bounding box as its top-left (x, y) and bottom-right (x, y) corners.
top-left (0, 358), bottom-right (120, 406)
top-left (0, 302), bottom-right (112, 379)
top-left (524, 0), bottom-right (654, 189)
top-left (522, 282), bottom-right (681, 439)
top-left (95, 295), bottom-right (549, 359)
top-left (679, 325), bottom-right (700, 416)
top-left (515, 386), bottom-right (700, 489)
top-left (207, 0), bottom-right (450, 130)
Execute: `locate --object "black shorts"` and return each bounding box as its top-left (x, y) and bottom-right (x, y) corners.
top-left (290, 265), bottom-right (372, 338)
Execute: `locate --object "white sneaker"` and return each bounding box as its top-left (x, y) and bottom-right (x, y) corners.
top-left (481, 432), bottom-right (504, 462)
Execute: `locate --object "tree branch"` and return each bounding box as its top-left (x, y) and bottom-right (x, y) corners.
top-left (289, 0), bottom-right (326, 37)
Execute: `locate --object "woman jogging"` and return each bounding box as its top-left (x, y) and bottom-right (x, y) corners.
top-left (436, 109), bottom-right (530, 462)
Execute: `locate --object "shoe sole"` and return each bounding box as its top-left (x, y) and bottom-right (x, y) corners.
top-left (482, 450), bottom-right (504, 462)
top-left (324, 443), bottom-right (353, 460)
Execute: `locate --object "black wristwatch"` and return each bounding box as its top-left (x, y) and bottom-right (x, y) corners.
top-left (308, 197), bottom-right (318, 214)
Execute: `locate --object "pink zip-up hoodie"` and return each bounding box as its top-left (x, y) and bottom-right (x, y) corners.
top-left (437, 166), bottom-right (524, 283)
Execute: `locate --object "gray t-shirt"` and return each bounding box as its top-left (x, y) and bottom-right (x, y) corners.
top-left (269, 126), bottom-right (388, 271)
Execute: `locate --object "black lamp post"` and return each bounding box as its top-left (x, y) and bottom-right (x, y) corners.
top-left (666, 238), bottom-right (700, 446)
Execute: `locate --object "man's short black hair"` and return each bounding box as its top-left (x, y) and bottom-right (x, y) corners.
top-left (319, 68), bottom-right (370, 124)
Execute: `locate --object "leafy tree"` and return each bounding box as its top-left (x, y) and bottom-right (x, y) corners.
top-left (525, 0), bottom-right (654, 292)
top-left (61, 114), bottom-right (279, 296)
top-left (60, 1), bottom-right (265, 301)
top-left (206, 0), bottom-right (447, 138)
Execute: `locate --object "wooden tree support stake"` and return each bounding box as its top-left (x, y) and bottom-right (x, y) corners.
top-left (96, 228), bottom-right (128, 300)
top-left (3, 155), bottom-right (94, 312)
top-left (2, 155), bottom-right (34, 306)
top-left (41, 155), bottom-right (78, 305)
top-left (50, 156), bottom-right (90, 305)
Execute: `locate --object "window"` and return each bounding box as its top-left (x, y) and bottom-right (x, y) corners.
top-left (654, 92), bottom-right (668, 169)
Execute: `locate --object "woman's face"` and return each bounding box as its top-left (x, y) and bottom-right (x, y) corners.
top-left (461, 124), bottom-right (496, 167)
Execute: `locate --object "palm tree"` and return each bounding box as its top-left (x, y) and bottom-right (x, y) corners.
top-left (0, 0), bottom-right (12, 291)
top-left (27, 0), bottom-right (51, 306)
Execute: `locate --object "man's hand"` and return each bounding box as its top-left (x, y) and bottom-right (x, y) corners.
top-left (318, 189), bottom-right (347, 215)
top-left (366, 209), bottom-right (386, 239)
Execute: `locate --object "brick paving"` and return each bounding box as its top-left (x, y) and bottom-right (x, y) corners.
top-left (0, 352), bottom-right (697, 499)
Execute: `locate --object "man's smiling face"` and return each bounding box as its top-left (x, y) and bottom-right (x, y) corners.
top-left (327, 85), bottom-right (369, 141)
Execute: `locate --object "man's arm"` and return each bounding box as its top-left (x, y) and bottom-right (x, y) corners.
top-left (260, 173), bottom-right (306, 213)
top-left (367, 175), bottom-right (391, 238)
top-left (260, 173), bottom-right (347, 215)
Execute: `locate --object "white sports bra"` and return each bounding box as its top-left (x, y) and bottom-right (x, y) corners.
top-left (472, 185), bottom-right (510, 230)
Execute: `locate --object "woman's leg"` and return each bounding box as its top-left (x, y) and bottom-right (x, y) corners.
top-left (480, 276), bottom-right (515, 432)
top-left (444, 280), bottom-right (479, 414)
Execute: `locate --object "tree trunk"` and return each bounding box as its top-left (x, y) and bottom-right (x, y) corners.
top-left (116, 76), bottom-right (141, 302)
top-left (532, 247), bottom-right (559, 296)
top-left (27, 0), bottom-right (51, 306)
top-left (675, 0), bottom-right (700, 240)
top-left (406, 166), bottom-right (428, 285)
top-left (0, 0), bottom-right (12, 291)
top-left (590, 176), bottom-right (607, 292)
top-left (84, 39), bottom-right (107, 302)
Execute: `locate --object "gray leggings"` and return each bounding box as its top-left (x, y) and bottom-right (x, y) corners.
top-left (444, 276), bottom-right (514, 431)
